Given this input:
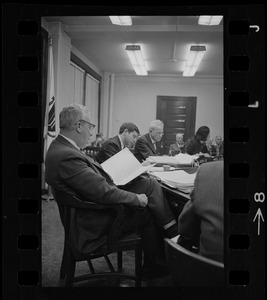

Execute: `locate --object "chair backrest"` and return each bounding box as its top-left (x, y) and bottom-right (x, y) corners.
top-left (51, 187), bottom-right (125, 257)
top-left (164, 238), bottom-right (224, 286)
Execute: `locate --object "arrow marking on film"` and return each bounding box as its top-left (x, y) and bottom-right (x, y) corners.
top-left (253, 208), bottom-right (264, 235)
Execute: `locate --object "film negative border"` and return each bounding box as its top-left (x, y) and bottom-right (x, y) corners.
top-left (2, 3), bottom-right (265, 300)
top-left (226, 4), bottom-right (265, 296)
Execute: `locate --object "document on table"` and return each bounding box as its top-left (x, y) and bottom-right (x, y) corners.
top-left (101, 147), bottom-right (155, 186)
top-left (147, 153), bottom-right (199, 166)
top-left (149, 170), bottom-right (197, 193)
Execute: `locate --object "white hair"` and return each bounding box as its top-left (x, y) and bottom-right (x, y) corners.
top-left (149, 119), bottom-right (164, 131)
top-left (59, 103), bottom-right (90, 130)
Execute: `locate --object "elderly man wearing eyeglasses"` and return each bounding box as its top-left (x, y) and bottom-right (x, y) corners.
top-left (45, 104), bottom-right (178, 279)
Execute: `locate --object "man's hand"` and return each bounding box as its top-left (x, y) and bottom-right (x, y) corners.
top-left (141, 159), bottom-right (151, 166)
top-left (136, 194), bottom-right (148, 207)
top-left (199, 152), bottom-right (210, 158)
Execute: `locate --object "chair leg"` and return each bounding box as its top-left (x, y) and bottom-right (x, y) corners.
top-left (117, 251), bottom-right (123, 271)
top-left (135, 248), bottom-right (142, 287)
top-left (65, 258), bottom-right (76, 287)
top-left (104, 255), bottom-right (115, 272)
top-left (60, 241), bottom-right (68, 279)
top-left (87, 260), bottom-right (95, 274)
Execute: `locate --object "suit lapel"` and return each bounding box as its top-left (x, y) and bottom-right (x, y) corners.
top-left (56, 135), bottom-right (115, 185)
top-left (145, 133), bottom-right (157, 154)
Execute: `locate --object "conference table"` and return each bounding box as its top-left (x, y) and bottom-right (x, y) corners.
top-left (147, 166), bottom-right (198, 219)
top-left (152, 157), bottom-right (223, 218)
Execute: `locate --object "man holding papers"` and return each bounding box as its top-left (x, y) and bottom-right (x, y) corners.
top-left (95, 122), bottom-right (140, 164)
top-left (95, 121), bottom-right (178, 236)
top-left (45, 105), bottom-right (178, 278)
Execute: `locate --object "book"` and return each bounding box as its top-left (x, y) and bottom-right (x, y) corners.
top-left (101, 147), bottom-right (155, 186)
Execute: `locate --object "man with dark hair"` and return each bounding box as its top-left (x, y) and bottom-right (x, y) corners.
top-left (95, 122), bottom-right (139, 164)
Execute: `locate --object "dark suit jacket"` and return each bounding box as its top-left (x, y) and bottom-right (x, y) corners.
top-left (133, 133), bottom-right (161, 162)
top-left (95, 135), bottom-right (122, 164)
top-left (178, 161), bottom-right (224, 263)
top-left (45, 135), bottom-right (139, 257)
top-left (184, 136), bottom-right (209, 155)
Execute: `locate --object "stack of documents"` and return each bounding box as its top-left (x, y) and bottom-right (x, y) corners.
top-left (147, 153), bottom-right (199, 167)
top-left (149, 170), bottom-right (197, 194)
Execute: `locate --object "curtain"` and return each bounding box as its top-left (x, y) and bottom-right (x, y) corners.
top-left (70, 62), bottom-right (85, 104)
top-left (85, 73), bottom-right (100, 141)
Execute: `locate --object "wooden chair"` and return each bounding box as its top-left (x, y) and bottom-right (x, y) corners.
top-left (52, 188), bottom-right (142, 287)
top-left (164, 237), bottom-right (224, 286)
top-left (83, 146), bottom-right (101, 159)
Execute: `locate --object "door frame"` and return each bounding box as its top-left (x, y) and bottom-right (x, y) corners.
top-left (156, 95), bottom-right (197, 154)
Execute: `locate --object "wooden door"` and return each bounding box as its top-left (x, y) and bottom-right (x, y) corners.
top-left (156, 96), bottom-right (196, 154)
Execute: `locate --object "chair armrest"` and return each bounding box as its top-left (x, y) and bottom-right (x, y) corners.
top-left (52, 187), bottom-right (126, 252)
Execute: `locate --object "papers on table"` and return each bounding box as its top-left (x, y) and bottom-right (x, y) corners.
top-left (149, 169), bottom-right (197, 194)
top-left (101, 147), bottom-right (155, 186)
top-left (175, 153), bottom-right (199, 165)
top-left (147, 153), bottom-right (199, 167)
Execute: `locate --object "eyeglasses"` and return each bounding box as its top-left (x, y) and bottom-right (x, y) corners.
top-left (79, 120), bottom-right (95, 130)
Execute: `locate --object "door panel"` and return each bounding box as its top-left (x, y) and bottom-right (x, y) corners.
top-left (157, 96), bottom-right (196, 154)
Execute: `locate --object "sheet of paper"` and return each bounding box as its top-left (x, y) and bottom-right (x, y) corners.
top-left (174, 153), bottom-right (197, 165)
top-left (147, 156), bottom-right (180, 164)
top-left (101, 147), bottom-right (154, 186)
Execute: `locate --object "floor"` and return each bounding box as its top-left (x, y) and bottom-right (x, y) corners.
top-left (41, 199), bottom-right (173, 287)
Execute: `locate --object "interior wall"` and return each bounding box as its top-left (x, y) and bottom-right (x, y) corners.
top-left (41, 19), bottom-right (223, 143)
top-left (112, 75), bottom-right (223, 141)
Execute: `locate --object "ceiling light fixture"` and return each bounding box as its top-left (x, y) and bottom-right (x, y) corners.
top-left (109, 16), bottom-right (132, 26)
top-left (183, 45), bottom-right (206, 77)
top-left (125, 45), bottom-right (148, 76)
top-left (198, 15), bottom-right (223, 25)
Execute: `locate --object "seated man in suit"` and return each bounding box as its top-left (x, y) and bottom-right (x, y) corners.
top-left (91, 132), bottom-right (105, 148)
top-left (177, 160), bottom-right (224, 263)
top-left (95, 122), bottom-right (140, 164)
top-left (168, 133), bottom-right (184, 156)
top-left (45, 104), bottom-right (178, 277)
top-left (133, 119), bottom-right (164, 162)
top-left (211, 135), bottom-right (224, 156)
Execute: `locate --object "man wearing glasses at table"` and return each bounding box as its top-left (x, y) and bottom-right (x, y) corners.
top-left (45, 104), bottom-right (178, 278)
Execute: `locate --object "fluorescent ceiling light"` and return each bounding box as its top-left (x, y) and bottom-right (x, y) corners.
top-left (109, 16), bottom-right (132, 26)
top-left (198, 15), bottom-right (223, 25)
top-left (126, 45), bottom-right (148, 76)
top-left (183, 45), bottom-right (206, 77)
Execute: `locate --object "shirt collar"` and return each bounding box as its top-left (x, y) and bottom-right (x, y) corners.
top-left (149, 134), bottom-right (156, 144)
top-left (59, 134), bottom-right (80, 150)
top-left (118, 135), bottom-right (124, 150)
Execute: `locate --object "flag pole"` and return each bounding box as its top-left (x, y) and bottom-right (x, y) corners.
top-left (42, 36), bottom-right (55, 201)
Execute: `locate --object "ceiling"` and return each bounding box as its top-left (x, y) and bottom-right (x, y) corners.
top-left (43, 15), bottom-right (223, 78)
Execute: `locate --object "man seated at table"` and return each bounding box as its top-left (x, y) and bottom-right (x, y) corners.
top-left (95, 122), bottom-right (140, 164)
top-left (45, 104), bottom-right (178, 278)
top-left (134, 119), bottom-right (164, 162)
top-left (168, 133), bottom-right (185, 156)
top-left (176, 160), bottom-right (224, 263)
